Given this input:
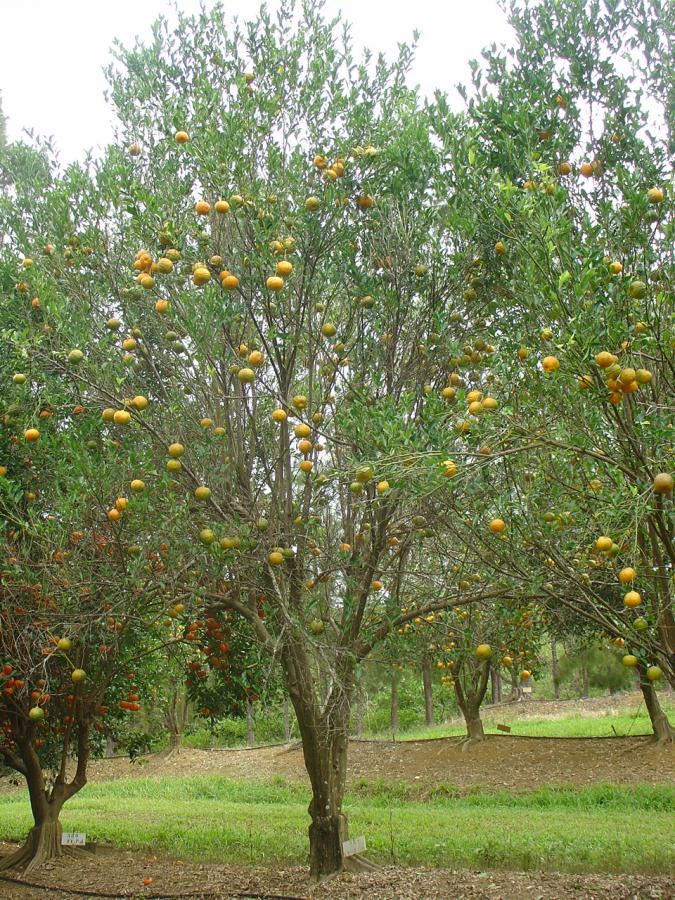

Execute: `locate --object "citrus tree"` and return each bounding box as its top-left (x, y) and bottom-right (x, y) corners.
top-left (0, 147), bottom-right (196, 869)
top-left (420, 0), bottom-right (673, 737)
top-left (0, 1), bottom-right (510, 878)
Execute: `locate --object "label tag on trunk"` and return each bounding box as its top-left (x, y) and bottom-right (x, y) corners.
top-left (61, 832), bottom-right (86, 846)
top-left (342, 835), bottom-right (366, 857)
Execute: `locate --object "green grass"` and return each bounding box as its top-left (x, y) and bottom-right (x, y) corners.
top-left (1, 776), bottom-right (673, 873)
top-left (373, 705), bottom-right (675, 741)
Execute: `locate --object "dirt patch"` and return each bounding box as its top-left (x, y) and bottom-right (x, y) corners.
top-left (56, 731), bottom-right (673, 795)
top-left (0, 850), bottom-right (671, 899)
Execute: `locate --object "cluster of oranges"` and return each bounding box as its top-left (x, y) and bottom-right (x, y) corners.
top-left (586, 350), bottom-right (653, 404)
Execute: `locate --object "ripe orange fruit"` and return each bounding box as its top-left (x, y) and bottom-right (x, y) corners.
top-left (268, 551), bottom-right (284, 566)
top-left (357, 194), bottom-right (374, 209)
top-left (647, 187), bottom-right (663, 204)
top-left (175, 131), bottom-right (189, 143)
top-left (266, 275), bottom-right (284, 291)
top-left (653, 472), bottom-right (673, 494)
top-left (132, 395), bottom-right (148, 410)
top-left (248, 350), bottom-right (263, 367)
top-left (371, 580), bottom-right (383, 591)
top-left (476, 644), bottom-right (492, 660)
top-left (294, 423), bottom-right (311, 438)
top-left (108, 508), bottom-right (121, 522)
top-left (193, 267), bottom-right (211, 286)
top-left (272, 409), bottom-right (287, 423)
top-left (168, 443), bottom-right (185, 458)
top-left (130, 479), bottom-right (145, 493)
top-left (214, 199), bottom-right (230, 213)
top-left (276, 260), bottom-right (293, 276)
top-left (595, 536), bottom-right (612, 552)
top-left (442, 386), bottom-right (456, 400)
top-left (618, 567), bottom-right (636, 584)
top-left (595, 351), bottom-right (615, 368)
top-left (558, 161), bottom-right (572, 176)
top-left (542, 355), bottom-right (560, 373)
top-left (155, 299), bottom-right (169, 314)
top-left (482, 396), bottom-right (498, 410)
top-left (489, 518), bottom-right (506, 534)
top-left (495, 241), bottom-right (506, 255)
top-left (221, 275), bottom-right (239, 290)
top-left (623, 591), bottom-right (642, 609)
top-left (24, 428), bottom-right (40, 442)
top-left (113, 410), bottom-right (131, 425)
top-left (195, 201), bottom-right (211, 215)
top-left (299, 460), bottom-right (313, 473)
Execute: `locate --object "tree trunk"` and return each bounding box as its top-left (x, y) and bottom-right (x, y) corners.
top-left (490, 665), bottom-right (501, 704)
top-left (453, 664), bottom-right (489, 744)
top-left (639, 669), bottom-right (673, 743)
top-left (245, 697), bottom-right (255, 746)
top-left (0, 806), bottom-right (64, 874)
top-left (465, 708), bottom-right (485, 742)
top-left (283, 695), bottom-right (291, 742)
top-left (581, 665), bottom-right (590, 699)
top-left (293, 689), bottom-right (354, 878)
top-left (354, 693), bottom-right (364, 738)
top-left (551, 640), bottom-right (561, 700)
top-left (104, 730), bottom-right (117, 758)
top-left (0, 759), bottom-right (69, 874)
top-left (281, 639), bottom-right (374, 880)
top-left (422, 656), bottom-right (434, 726)
top-left (509, 670), bottom-right (522, 701)
top-left (165, 688), bottom-right (182, 752)
top-left (390, 669), bottom-right (399, 734)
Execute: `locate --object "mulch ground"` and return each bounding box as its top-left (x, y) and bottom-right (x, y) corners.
top-left (0, 849), bottom-right (672, 899)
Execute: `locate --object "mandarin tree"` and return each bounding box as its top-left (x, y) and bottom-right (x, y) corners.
top-left (0, 165), bottom-right (194, 870)
top-left (0, 2), bottom-right (506, 878)
top-left (422, 0), bottom-right (673, 738)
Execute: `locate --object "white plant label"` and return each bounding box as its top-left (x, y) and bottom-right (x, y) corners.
top-left (61, 832), bottom-right (86, 846)
top-left (342, 835), bottom-right (366, 857)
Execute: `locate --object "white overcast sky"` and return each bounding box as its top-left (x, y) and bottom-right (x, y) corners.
top-left (0, 0), bottom-right (512, 163)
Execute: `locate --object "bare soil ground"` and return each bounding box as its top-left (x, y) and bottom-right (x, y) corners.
top-left (0, 849), bottom-right (672, 900)
top-left (78, 708), bottom-right (674, 795)
top-left (76, 732), bottom-right (675, 794)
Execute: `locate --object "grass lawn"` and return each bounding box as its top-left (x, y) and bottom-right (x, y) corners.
top-left (0, 777), bottom-right (672, 874)
top-left (373, 704), bottom-right (675, 741)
